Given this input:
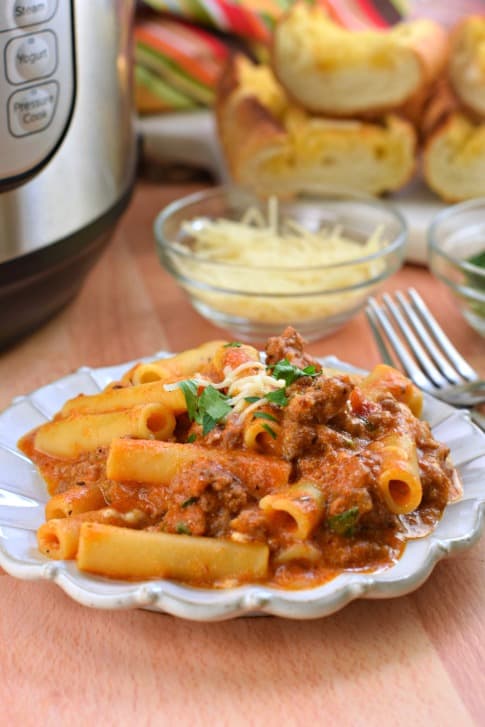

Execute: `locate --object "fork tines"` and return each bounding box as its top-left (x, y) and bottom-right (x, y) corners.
top-left (366, 288), bottom-right (478, 395)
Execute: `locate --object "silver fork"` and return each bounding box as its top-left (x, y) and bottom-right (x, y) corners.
top-left (366, 288), bottom-right (485, 429)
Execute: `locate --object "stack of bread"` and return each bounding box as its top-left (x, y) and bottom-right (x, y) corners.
top-left (216, 4), bottom-right (485, 201)
top-left (423, 15), bottom-right (485, 201)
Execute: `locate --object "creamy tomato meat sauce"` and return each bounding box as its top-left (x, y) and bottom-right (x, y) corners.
top-left (20, 329), bottom-right (458, 589)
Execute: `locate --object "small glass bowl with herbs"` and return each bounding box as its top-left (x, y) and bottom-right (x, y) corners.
top-left (428, 199), bottom-right (485, 336)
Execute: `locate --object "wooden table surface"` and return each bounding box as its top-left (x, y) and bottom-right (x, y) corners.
top-left (1, 181), bottom-right (484, 726)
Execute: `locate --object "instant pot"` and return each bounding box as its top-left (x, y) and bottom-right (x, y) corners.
top-left (0, 1), bottom-right (137, 347)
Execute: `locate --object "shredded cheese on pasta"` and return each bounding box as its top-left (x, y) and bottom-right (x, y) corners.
top-left (172, 198), bottom-right (387, 325)
top-left (165, 358), bottom-right (286, 421)
top-left (222, 362), bottom-right (285, 419)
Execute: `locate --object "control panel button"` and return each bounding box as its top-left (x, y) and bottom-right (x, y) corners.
top-left (14, 0), bottom-right (58, 27)
top-left (8, 81), bottom-right (58, 137)
top-left (0, 0), bottom-right (57, 31)
top-left (5, 31), bottom-right (57, 85)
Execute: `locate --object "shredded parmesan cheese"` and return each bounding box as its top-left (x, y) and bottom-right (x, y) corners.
top-left (165, 357), bottom-right (286, 422)
top-left (171, 198), bottom-right (388, 325)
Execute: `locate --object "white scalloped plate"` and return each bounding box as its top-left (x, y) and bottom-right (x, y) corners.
top-left (1, 354), bottom-right (484, 621)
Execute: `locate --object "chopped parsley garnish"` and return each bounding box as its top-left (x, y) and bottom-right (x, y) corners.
top-left (176, 522), bottom-right (192, 535)
top-left (268, 359), bottom-right (318, 387)
top-left (178, 379), bottom-right (198, 421)
top-left (263, 359), bottom-right (317, 408)
top-left (177, 358), bottom-right (319, 434)
top-left (253, 411), bottom-right (278, 422)
top-left (181, 496), bottom-right (198, 508)
top-left (187, 433), bottom-right (197, 443)
top-left (262, 424), bottom-right (277, 439)
top-left (178, 380), bottom-right (232, 435)
top-left (265, 389), bottom-right (288, 407)
top-left (199, 386), bottom-right (232, 431)
top-left (223, 342), bottom-right (243, 348)
top-left (328, 507), bottom-right (360, 537)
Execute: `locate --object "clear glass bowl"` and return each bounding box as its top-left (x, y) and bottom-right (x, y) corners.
top-left (428, 199), bottom-right (485, 337)
top-left (154, 186), bottom-right (408, 342)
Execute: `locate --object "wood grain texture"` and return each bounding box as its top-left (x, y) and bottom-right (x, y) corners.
top-left (0, 181), bottom-right (484, 725)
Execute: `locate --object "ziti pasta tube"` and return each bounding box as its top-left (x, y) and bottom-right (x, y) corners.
top-left (60, 381), bottom-right (187, 417)
top-left (360, 364), bottom-right (423, 417)
top-left (106, 439), bottom-right (291, 496)
top-left (38, 508), bottom-right (147, 559)
top-left (259, 481), bottom-right (325, 539)
top-left (34, 404), bottom-right (176, 459)
top-left (243, 418), bottom-right (282, 455)
top-left (77, 523), bottom-right (269, 583)
top-left (373, 432), bottom-right (422, 515)
top-left (123, 339), bottom-right (227, 385)
top-left (45, 483), bottom-right (106, 519)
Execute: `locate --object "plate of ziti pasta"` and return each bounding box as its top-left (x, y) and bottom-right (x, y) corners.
top-left (0, 328), bottom-right (484, 621)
